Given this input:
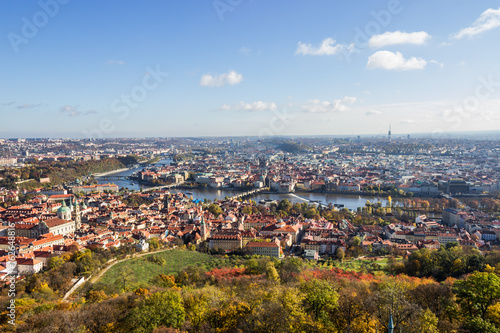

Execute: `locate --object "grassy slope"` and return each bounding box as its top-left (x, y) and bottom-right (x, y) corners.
top-left (98, 249), bottom-right (213, 287)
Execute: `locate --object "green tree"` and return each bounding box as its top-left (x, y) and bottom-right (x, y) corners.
top-left (48, 256), bottom-right (65, 270)
top-left (117, 266), bottom-right (136, 291)
top-left (241, 206), bottom-right (252, 215)
top-left (300, 278), bottom-right (339, 324)
top-left (126, 290), bottom-right (185, 332)
top-left (454, 271), bottom-right (500, 319)
top-left (208, 203), bottom-right (222, 216)
top-left (279, 257), bottom-right (304, 283)
top-left (278, 199), bottom-right (292, 212)
top-left (461, 317), bottom-right (500, 333)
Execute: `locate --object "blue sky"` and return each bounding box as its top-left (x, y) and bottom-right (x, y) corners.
top-left (1, 0), bottom-right (500, 138)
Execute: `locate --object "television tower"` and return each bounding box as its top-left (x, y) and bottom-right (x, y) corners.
top-left (388, 124), bottom-right (392, 143)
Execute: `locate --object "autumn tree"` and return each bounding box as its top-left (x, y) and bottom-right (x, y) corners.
top-left (278, 257), bottom-right (304, 283)
top-left (126, 290), bottom-right (185, 332)
top-left (265, 261), bottom-right (280, 285)
top-left (300, 278), bottom-right (339, 325)
top-left (117, 266), bottom-right (136, 291)
top-left (332, 280), bottom-right (373, 332)
top-left (367, 277), bottom-right (421, 332)
top-left (208, 203), bottom-right (222, 216)
top-left (453, 271), bottom-right (500, 319)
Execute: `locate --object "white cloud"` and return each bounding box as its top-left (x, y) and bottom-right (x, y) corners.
top-left (301, 96), bottom-right (356, 113)
top-left (220, 101), bottom-right (277, 112)
top-left (367, 51), bottom-right (427, 71)
top-left (238, 101), bottom-right (277, 111)
top-left (60, 105), bottom-right (81, 116)
top-left (296, 38), bottom-right (344, 56)
top-left (430, 60), bottom-right (444, 68)
top-left (200, 70), bottom-right (243, 87)
top-left (366, 110), bottom-right (382, 116)
top-left (18, 103), bottom-right (43, 109)
top-left (369, 31), bottom-right (431, 48)
top-left (452, 7), bottom-right (500, 39)
top-left (60, 105), bottom-right (77, 113)
top-left (60, 105), bottom-right (97, 116)
top-left (106, 59), bottom-right (125, 66)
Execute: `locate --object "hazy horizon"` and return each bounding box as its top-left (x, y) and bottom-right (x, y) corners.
top-left (1, 1), bottom-right (500, 138)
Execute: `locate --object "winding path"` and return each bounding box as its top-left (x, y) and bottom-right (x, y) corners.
top-left (89, 246), bottom-right (176, 284)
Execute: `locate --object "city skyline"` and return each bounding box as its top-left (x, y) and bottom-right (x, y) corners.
top-left (1, 1), bottom-right (500, 138)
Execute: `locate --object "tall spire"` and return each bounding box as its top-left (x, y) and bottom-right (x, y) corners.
top-left (388, 314), bottom-right (394, 333)
top-left (74, 197), bottom-right (81, 230)
top-left (388, 124), bottom-right (392, 143)
top-left (200, 216), bottom-right (207, 240)
top-left (165, 194), bottom-right (170, 223)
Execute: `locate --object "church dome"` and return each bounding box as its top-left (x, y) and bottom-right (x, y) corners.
top-left (57, 201), bottom-right (71, 214)
top-left (57, 200), bottom-right (72, 220)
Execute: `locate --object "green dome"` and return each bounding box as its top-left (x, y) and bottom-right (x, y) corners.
top-left (57, 201), bottom-right (71, 213)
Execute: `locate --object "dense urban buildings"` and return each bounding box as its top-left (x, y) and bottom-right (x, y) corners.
top-left (2, 136), bottom-right (500, 273)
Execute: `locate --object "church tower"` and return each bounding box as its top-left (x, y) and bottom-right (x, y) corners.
top-left (165, 194), bottom-right (170, 223)
top-left (73, 197), bottom-right (81, 230)
top-left (200, 216), bottom-right (208, 240)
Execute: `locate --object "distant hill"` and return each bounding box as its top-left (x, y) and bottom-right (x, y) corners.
top-left (277, 141), bottom-right (312, 154)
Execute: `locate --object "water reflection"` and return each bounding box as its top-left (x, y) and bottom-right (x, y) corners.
top-left (96, 159), bottom-right (414, 211)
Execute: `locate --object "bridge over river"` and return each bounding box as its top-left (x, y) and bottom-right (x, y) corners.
top-left (227, 187), bottom-right (270, 200)
top-left (142, 181), bottom-right (186, 192)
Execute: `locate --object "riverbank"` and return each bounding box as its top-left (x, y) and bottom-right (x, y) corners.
top-left (94, 166), bottom-right (444, 211)
top-left (93, 167), bottom-right (131, 177)
top-left (295, 189), bottom-right (442, 199)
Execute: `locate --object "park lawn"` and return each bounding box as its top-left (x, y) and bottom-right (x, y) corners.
top-left (98, 249), bottom-right (214, 289)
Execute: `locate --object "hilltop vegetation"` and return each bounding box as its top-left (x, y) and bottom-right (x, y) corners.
top-left (5, 244), bottom-right (500, 332)
top-left (0, 157), bottom-right (132, 191)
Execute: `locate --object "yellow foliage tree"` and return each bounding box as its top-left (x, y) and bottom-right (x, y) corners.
top-left (487, 302), bottom-right (500, 327)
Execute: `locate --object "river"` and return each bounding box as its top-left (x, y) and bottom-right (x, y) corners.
top-left (96, 159), bottom-right (412, 211)
top-left (96, 158), bottom-right (172, 191)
